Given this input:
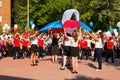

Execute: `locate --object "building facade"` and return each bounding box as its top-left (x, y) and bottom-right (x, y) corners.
top-left (0, 0), bottom-right (11, 27)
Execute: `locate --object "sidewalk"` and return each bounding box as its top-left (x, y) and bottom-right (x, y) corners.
top-left (0, 56), bottom-right (120, 80)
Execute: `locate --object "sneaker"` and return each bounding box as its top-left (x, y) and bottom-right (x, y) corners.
top-left (60, 67), bottom-right (65, 70)
top-left (96, 69), bottom-right (101, 71)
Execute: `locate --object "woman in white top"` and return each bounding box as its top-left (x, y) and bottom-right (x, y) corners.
top-left (62, 28), bottom-right (81, 73)
top-left (70, 30), bottom-right (80, 73)
top-left (60, 32), bottom-right (72, 70)
top-left (87, 32), bottom-right (103, 71)
top-left (30, 31), bottom-right (38, 66)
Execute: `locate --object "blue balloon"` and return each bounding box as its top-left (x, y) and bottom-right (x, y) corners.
top-left (110, 28), bottom-right (113, 33)
top-left (118, 27), bottom-right (120, 31)
top-left (79, 21), bottom-right (92, 32)
top-left (39, 21), bottom-right (62, 32)
top-left (30, 21), bottom-right (34, 26)
top-left (89, 21), bottom-right (93, 27)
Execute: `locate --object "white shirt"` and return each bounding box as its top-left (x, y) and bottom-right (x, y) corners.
top-left (86, 39), bottom-right (91, 47)
top-left (64, 37), bottom-right (72, 46)
top-left (70, 37), bottom-right (79, 47)
top-left (95, 38), bottom-right (103, 48)
top-left (31, 37), bottom-right (38, 45)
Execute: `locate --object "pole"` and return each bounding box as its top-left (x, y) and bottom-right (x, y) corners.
top-left (27, 0), bottom-right (29, 30)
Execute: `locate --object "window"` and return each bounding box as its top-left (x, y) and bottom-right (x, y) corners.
top-left (0, 14), bottom-right (2, 22)
top-left (0, 0), bottom-right (2, 7)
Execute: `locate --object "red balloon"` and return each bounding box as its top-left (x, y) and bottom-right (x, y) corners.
top-left (63, 20), bottom-right (81, 28)
top-left (14, 28), bottom-right (18, 33)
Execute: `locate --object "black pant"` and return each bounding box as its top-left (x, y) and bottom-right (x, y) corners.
top-left (22, 46), bottom-right (30, 58)
top-left (95, 48), bottom-right (102, 69)
top-left (106, 49), bottom-right (114, 63)
top-left (13, 47), bottom-right (20, 59)
top-left (81, 48), bottom-right (88, 60)
top-left (117, 48), bottom-right (120, 59)
top-left (38, 46), bottom-right (43, 58)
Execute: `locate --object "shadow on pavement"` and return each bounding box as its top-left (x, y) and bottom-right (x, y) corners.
top-left (87, 63), bottom-right (97, 69)
top-left (0, 75), bottom-right (33, 80)
top-left (65, 75), bottom-right (103, 80)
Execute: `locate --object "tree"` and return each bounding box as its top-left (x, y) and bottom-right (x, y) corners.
top-left (12, 0), bottom-right (71, 32)
top-left (11, 0), bottom-right (120, 32)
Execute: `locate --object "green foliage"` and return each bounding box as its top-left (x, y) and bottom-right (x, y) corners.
top-left (0, 26), bottom-right (3, 35)
top-left (11, 0), bottom-right (120, 32)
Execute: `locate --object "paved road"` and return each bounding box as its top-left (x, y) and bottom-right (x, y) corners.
top-left (0, 56), bottom-right (120, 80)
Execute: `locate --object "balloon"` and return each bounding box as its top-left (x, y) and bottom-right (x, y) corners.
top-left (62, 9), bottom-right (79, 24)
top-left (105, 31), bottom-right (111, 37)
top-left (4, 24), bottom-right (8, 27)
top-left (7, 26), bottom-right (10, 30)
top-left (30, 21), bottom-right (34, 26)
top-left (14, 24), bottom-right (18, 29)
top-left (114, 31), bottom-right (118, 37)
top-left (118, 27), bottom-right (120, 31)
top-left (63, 20), bottom-right (81, 28)
top-left (2, 26), bottom-right (5, 31)
top-left (14, 28), bottom-right (18, 33)
top-left (110, 28), bottom-right (113, 33)
top-left (89, 21), bottom-right (93, 27)
top-left (117, 21), bottom-right (120, 27)
top-left (31, 24), bottom-right (35, 29)
top-left (113, 29), bottom-right (117, 33)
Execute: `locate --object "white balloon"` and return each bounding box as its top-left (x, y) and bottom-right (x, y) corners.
top-left (105, 31), bottom-right (111, 37)
top-left (114, 31), bottom-right (118, 37)
top-left (14, 24), bottom-right (18, 28)
top-left (4, 23), bottom-right (8, 27)
top-left (2, 26), bottom-right (5, 31)
top-left (113, 29), bottom-right (117, 32)
top-left (117, 22), bottom-right (120, 27)
top-left (3, 23), bottom-right (8, 29)
top-left (31, 24), bottom-right (35, 29)
top-left (7, 26), bottom-right (10, 29)
top-left (61, 9), bottom-right (80, 24)
top-left (3, 30), bottom-right (5, 33)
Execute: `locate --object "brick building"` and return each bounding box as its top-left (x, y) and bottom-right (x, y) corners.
top-left (0, 0), bottom-right (11, 27)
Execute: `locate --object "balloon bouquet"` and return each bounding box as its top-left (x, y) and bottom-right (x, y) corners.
top-left (30, 21), bottom-right (35, 30)
top-left (2, 24), bottom-right (11, 35)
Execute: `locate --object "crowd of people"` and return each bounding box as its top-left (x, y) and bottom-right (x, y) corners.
top-left (0, 28), bottom-right (120, 73)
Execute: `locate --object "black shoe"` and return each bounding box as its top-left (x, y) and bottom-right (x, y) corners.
top-left (75, 71), bottom-right (78, 74)
top-left (34, 64), bottom-right (38, 66)
top-left (31, 64), bottom-right (34, 66)
top-left (71, 71), bottom-right (75, 74)
top-left (13, 57), bottom-right (16, 60)
top-left (112, 61), bottom-right (114, 63)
